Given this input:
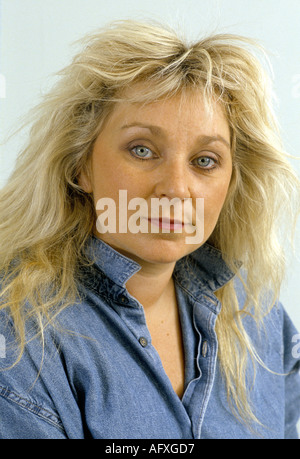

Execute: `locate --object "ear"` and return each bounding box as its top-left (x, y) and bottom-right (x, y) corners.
top-left (78, 169), bottom-right (93, 194)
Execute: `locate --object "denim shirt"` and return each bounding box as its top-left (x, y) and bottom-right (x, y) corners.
top-left (0, 236), bottom-right (299, 439)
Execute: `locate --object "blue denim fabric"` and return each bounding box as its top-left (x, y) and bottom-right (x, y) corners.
top-left (0, 236), bottom-right (299, 439)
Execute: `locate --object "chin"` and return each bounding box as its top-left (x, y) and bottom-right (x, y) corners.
top-left (128, 239), bottom-right (202, 265)
top-left (140, 252), bottom-right (184, 265)
top-left (100, 233), bottom-right (204, 266)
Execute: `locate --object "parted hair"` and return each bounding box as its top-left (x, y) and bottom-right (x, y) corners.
top-left (0, 20), bottom-right (299, 428)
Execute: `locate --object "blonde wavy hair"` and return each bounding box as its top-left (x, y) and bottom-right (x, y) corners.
top-left (0, 20), bottom-right (299, 428)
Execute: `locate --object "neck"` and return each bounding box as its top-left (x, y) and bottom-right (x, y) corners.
top-left (125, 260), bottom-right (176, 312)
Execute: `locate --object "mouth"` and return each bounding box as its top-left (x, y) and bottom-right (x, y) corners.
top-left (147, 217), bottom-right (185, 231)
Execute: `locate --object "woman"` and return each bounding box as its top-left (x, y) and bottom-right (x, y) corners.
top-left (0, 20), bottom-right (299, 439)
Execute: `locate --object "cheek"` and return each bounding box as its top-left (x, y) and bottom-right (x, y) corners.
top-left (91, 156), bottom-right (122, 201)
top-left (202, 176), bottom-right (232, 225)
top-left (91, 159), bottom-right (148, 212)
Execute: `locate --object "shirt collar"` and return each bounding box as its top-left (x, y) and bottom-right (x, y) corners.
top-left (84, 235), bottom-right (236, 294)
top-left (84, 235), bottom-right (141, 288)
top-left (174, 243), bottom-right (237, 297)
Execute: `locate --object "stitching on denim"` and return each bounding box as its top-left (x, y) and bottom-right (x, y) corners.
top-left (0, 385), bottom-right (65, 433)
top-left (174, 277), bottom-right (219, 314)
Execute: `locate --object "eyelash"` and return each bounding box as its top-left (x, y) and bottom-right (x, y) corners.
top-left (129, 144), bottom-right (219, 170)
top-left (191, 156), bottom-right (219, 171)
top-left (130, 145), bottom-right (155, 160)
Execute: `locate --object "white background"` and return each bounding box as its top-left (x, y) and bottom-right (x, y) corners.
top-left (0, 1), bottom-right (299, 333)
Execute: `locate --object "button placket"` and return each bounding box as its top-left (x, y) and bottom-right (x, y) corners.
top-left (201, 340), bottom-right (208, 358)
top-left (139, 337), bottom-right (148, 347)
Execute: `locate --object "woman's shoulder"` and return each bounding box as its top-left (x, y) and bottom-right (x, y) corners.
top-left (233, 274), bottom-right (299, 370)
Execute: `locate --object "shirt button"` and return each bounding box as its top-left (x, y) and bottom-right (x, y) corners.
top-left (139, 337), bottom-right (148, 347)
top-left (202, 340), bottom-right (208, 357)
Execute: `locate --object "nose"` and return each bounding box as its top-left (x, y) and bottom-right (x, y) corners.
top-left (153, 158), bottom-right (191, 200)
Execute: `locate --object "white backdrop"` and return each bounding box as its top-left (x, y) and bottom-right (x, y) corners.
top-left (0, 0), bottom-right (299, 334)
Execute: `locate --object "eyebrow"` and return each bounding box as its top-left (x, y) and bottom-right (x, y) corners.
top-left (121, 123), bottom-right (163, 136)
top-left (120, 123), bottom-right (231, 149)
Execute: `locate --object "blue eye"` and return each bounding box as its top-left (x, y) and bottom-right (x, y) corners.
top-left (131, 145), bottom-right (153, 159)
top-left (194, 156), bottom-right (216, 169)
top-left (131, 145), bottom-right (152, 158)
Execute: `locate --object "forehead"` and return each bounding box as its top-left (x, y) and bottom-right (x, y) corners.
top-left (105, 88), bottom-right (230, 138)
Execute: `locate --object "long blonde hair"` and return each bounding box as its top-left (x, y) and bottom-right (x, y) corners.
top-left (0, 20), bottom-right (299, 428)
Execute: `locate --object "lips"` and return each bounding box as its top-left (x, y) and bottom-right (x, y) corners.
top-left (148, 217), bottom-right (185, 231)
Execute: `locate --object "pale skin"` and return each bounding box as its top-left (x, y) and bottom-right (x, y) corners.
top-left (80, 89), bottom-right (232, 398)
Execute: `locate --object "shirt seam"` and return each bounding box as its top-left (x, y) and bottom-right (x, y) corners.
top-left (197, 310), bottom-right (217, 438)
top-left (0, 385), bottom-right (65, 433)
top-left (173, 277), bottom-right (219, 312)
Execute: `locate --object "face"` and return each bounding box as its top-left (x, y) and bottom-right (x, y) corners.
top-left (80, 90), bottom-right (232, 267)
